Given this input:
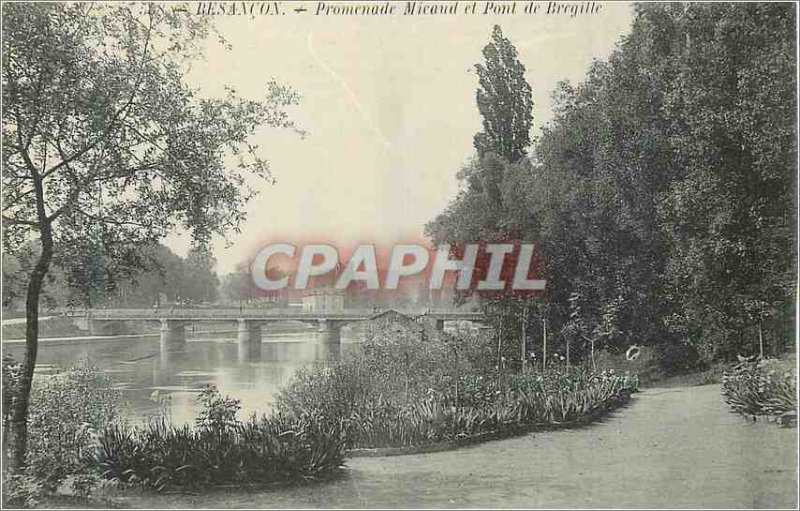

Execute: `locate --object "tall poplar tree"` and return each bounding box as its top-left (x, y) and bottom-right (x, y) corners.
top-left (473, 25), bottom-right (534, 164)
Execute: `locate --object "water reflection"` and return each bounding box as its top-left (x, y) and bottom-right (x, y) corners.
top-left (314, 337), bottom-right (341, 361)
top-left (2, 328), bottom-right (358, 424)
top-left (237, 340), bottom-right (261, 363)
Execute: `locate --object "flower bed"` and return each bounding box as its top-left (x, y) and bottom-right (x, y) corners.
top-left (278, 359), bottom-right (639, 450)
top-left (722, 359), bottom-right (797, 426)
top-left (92, 388), bottom-right (349, 491)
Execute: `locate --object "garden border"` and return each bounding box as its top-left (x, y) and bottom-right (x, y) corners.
top-left (347, 390), bottom-right (635, 458)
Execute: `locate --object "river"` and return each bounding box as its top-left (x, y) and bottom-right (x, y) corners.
top-left (2, 326), bottom-right (361, 424)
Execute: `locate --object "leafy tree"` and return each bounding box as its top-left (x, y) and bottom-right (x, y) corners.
top-left (123, 244), bottom-right (185, 306)
top-left (474, 25), bottom-right (534, 163)
top-left (1, 3), bottom-right (301, 470)
top-left (428, 4), bottom-right (795, 373)
top-left (530, 3), bottom-right (794, 364)
top-left (652, 2), bottom-right (796, 359)
top-left (428, 26), bottom-right (537, 364)
top-left (104, 243), bottom-right (187, 307)
top-left (2, 252), bottom-right (27, 308)
top-left (2, 242), bottom-right (70, 310)
top-left (221, 263), bottom-right (259, 306)
top-left (183, 245), bottom-right (219, 304)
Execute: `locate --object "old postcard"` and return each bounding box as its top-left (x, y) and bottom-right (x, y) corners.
top-left (1, 1), bottom-right (797, 508)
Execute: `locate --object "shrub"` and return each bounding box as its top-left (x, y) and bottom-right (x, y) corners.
top-left (92, 387), bottom-right (348, 491)
top-left (2, 354), bottom-right (22, 427)
top-left (276, 358), bottom-right (374, 421)
top-left (4, 364), bottom-right (349, 503)
top-left (19, 358), bottom-right (121, 495)
top-left (722, 359), bottom-right (797, 425)
top-left (2, 357), bottom-right (122, 507)
top-left (276, 324), bottom-right (640, 450)
top-left (3, 473), bottom-right (45, 508)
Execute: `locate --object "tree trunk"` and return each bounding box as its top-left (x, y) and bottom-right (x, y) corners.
top-left (520, 307), bottom-right (527, 372)
top-left (497, 321), bottom-right (503, 369)
top-left (542, 317), bottom-right (547, 372)
top-left (453, 346), bottom-right (459, 409)
top-left (9, 217), bottom-right (54, 472)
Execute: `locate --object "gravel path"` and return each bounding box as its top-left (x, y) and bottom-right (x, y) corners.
top-left (117, 384), bottom-right (798, 509)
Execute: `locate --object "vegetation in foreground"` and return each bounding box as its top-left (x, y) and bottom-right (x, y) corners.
top-left (2, 358), bottom-right (347, 507)
top-left (276, 321), bottom-right (639, 450)
top-left (3, 357), bottom-right (122, 507)
top-left (722, 358), bottom-right (797, 426)
top-left (94, 388), bottom-right (348, 491)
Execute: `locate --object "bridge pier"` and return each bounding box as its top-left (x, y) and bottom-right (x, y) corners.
top-left (159, 319), bottom-right (187, 366)
top-left (317, 319), bottom-right (342, 344)
top-left (316, 319), bottom-right (343, 360)
top-left (237, 319), bottom-right (263, 362)
top-left (160, 319), bottom-right (187, 346)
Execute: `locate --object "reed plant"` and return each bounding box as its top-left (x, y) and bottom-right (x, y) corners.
top-left (92, 387), bottom-right (349, 491)
top-left (278, 356), bottom-right (640, 449)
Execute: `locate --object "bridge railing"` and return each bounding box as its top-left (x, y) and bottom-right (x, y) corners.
top-left (58, 307), bottom-right (484, 321)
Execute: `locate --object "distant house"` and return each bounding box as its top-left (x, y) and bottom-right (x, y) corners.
top-left (301, 288), bottom-right (345, 313)
top-left (367, 309), bottom-right (422, 331)
top-left (362, 309), bottom-right (450, 347)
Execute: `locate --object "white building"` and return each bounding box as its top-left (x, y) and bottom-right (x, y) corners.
top-left (301, 288), bottom-right (345, 313)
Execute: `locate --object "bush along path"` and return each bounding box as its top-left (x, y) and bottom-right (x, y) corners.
top-left (276, 321), bottom-right (640, 454)
top-left (341, 370), bottom-right (639, 456)
top-left (104, 383), bottom-right (798, 509)
top-left (722, 358), bottom-right (797, 427)
top-left (346, 384), bottom-right (637, 457)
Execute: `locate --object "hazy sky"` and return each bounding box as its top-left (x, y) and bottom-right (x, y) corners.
top-left (166, 2), bottom-right (634, 273)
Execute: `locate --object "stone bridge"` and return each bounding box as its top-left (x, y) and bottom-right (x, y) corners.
top-left (64, 308), bottom-right (486, 358)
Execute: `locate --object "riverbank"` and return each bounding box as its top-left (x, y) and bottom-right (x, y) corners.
top-left (100, 384), bottom-right (798, 509)
top-left (1, 317), bottom-right (318, 343)
top-left (1, 316), bottom-right (85, 340)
